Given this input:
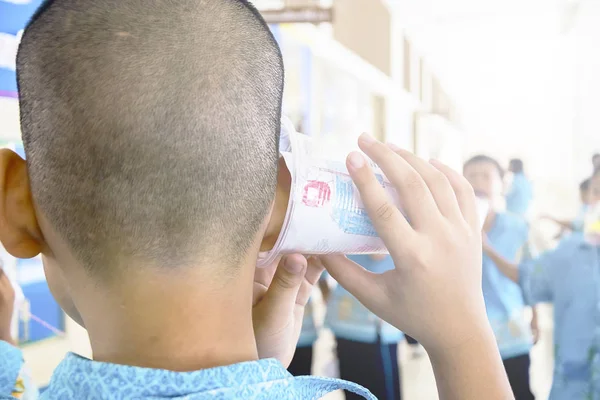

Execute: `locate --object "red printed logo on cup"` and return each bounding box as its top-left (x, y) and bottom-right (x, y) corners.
top-left (303, 180), bottom-right (331, 207)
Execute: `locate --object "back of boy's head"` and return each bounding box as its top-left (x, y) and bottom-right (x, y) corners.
top-left (17, 0), bottom-right (284, 274)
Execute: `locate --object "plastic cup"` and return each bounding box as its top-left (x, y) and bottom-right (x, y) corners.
top-left (257, 119), bottom-right (489, 267)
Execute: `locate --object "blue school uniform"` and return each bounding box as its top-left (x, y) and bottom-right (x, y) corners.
top-left (520, 233), bottom-right (600, 400)
top-left (506, 173), bottom-right (533, 217)
top-left (325, 255), bottom-right (403, 345)
top-left (572, 204), bottom-right (590, 232)
top-left (484, 213), bottom-right (533, 359)
top-left (325, 255), bottom-right (403, 400)
top-left (0, 341), bottom-right (375, 399)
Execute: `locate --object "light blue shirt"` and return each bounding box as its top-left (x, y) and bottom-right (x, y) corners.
top-left (506, 173), bottom-right (533, 217)
top-left (0, 341), bottom-right (375, 399)
top-left (484, 213), bottom-right (533, 359)
top-left (520, 233), bottom-right (600, 400)
top-left (573, 204), bottom-right (589, 233)
top-left (325, 255), bottom-right (403, 344)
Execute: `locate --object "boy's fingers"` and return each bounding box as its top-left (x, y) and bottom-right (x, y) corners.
top-left (305, 257), bottom-right (325, 286)
top-left (295, 257), bottom-right (325, 307)
top-left (346, 151), bottom-right (413, 249)
top-left (320, 255), bottom-right (386, 314)
top-left (389, 147), bottom-right (462, 222)
top-left (252, 257), bottom-right (280, 305)
top-left (256, 255), bottom-right (306, 312)
top-left (356, 135), bottom-right (439, 229)
top-left (271, 254), bottom-right (307, 291)
top-left (430, 160), bottom-right (479, 230)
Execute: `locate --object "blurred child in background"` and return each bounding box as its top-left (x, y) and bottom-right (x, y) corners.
top-left (287, 278), bottom-right (330, 376)
top-left (543, 178), bottom-right (590, 236)
top-left (326, 255), bottom-right (403, 400)
top-left (464, 155), bottom-right (535, 400)
top-left (485, 168), bottom-right (600, 399)
top-left (506, 158), bottom-right (533, 218)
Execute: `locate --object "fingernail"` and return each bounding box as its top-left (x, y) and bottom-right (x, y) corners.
top-left (387, 142), bottom-right (401, 151)
top-left (283, 257), bottom-right (304, 274)
top-left (348, 152), bottom-right (365, 169)
top-left (359, 133), bottom-right (376, 145)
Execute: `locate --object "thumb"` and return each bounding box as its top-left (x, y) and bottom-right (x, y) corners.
top-left (260, 254), bottom-right (307, 313)
top-left (320, 255), bottom-right (386, 313)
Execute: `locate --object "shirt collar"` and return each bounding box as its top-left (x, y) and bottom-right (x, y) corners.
top-left (46, 352), bottom-right (290, 398)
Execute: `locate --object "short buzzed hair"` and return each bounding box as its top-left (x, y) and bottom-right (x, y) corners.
top-left (17, 0), bottom-right (284, 274)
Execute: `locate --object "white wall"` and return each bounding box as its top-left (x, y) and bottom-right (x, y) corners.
top-left (396, 1), bottom-right (598, 227)
top-left (571, 1), bottom-right (600, 178)
top-left (0, 96), bottom-right (20, 141)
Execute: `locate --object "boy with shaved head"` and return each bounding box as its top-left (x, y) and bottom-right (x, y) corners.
top-left (0, 1), bottom-right (515, 399)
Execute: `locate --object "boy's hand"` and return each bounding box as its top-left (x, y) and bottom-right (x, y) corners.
top-left (0, 269), bottom-right (15, 343)
top-left (252, 255), bottom-right (324, 367)
top-left (321, 135), bottom-right (489, 355)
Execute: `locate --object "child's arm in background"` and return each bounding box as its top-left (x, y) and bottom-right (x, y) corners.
top-left (484, 239), bottom-right (555, 306)
top-left (322, 137), bottom-right (513, 400)
top-left (483, 239), bottom-right (520, 283)
top-left (541, 215), bottom-right (576, 231)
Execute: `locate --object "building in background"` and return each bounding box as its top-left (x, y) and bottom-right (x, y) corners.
top-left (256, 0), bottom-right (464, 163)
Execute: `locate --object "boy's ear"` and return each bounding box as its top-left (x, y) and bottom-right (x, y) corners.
top-left (0, 149), bottom-right (45, 259)
top-left (260, 158), bottom-right (291, 252)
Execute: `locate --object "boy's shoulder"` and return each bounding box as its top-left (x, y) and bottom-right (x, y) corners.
top-left (535, 233), bottom-right (591, 274)
top-left (555, 232), bottom-right (590, 255)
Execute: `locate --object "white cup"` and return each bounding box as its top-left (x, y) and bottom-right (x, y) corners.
top-left (258, 119), bottom-right (489, 267)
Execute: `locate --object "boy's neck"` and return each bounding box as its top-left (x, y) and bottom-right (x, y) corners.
top-left (82, 266), bottom-right (258, 371)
